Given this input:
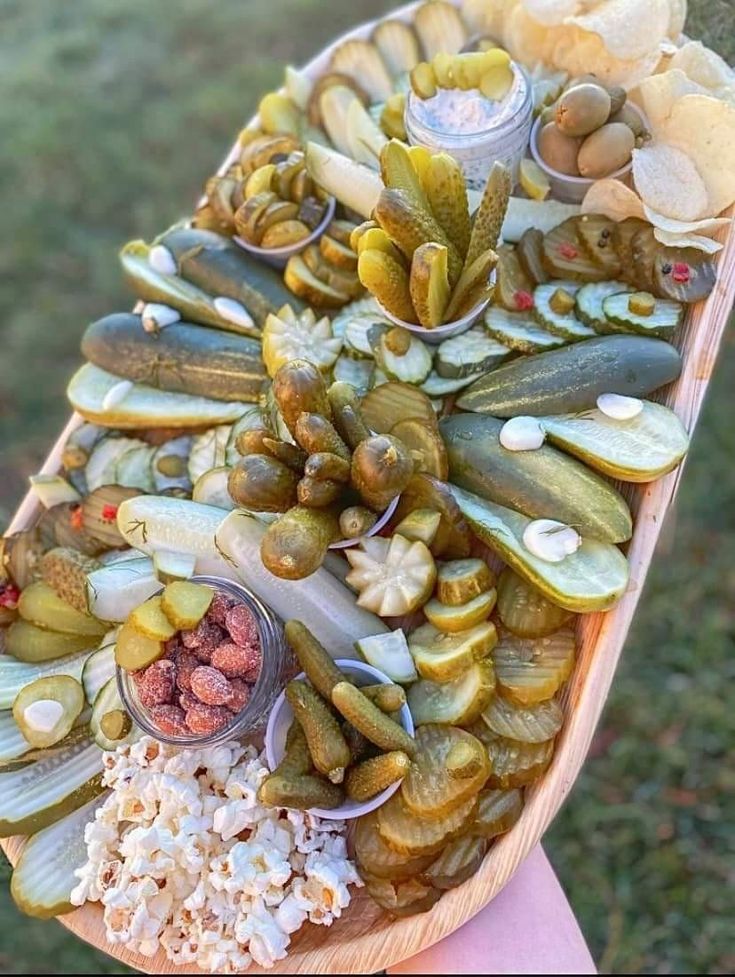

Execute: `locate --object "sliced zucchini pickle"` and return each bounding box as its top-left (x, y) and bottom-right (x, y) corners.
top-left (12, 675), bottom-right (85, 750)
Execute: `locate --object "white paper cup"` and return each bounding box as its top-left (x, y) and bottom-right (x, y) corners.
top-left (265, 658), bottom-right (414, 820)
top-left (234, 196), bottom-right (336, 269)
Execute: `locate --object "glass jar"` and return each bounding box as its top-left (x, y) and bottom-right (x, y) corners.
top-left (404, 62), bottom-right (533, 192)
top-left (118, 575), bottom-right (290, 748)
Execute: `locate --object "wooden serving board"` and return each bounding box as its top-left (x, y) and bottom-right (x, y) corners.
top-left (3, 2), bottom-right (735, 972)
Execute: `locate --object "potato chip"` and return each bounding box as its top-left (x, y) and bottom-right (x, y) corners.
top-left (566, 0), bottom-right (670, 61)
top-left (522, 0), bottom-right (583, 26)
top-left (669, 41), bottom-right (735, 93)
top-left (666, 0), bottom-right (687, 40)
top-left (660, 94), bottom-right (735, 215)
top-left (653, 227), bottom-right (724, 254)
top-left (633, 69), bottom-right (704, 131)
top-left (503, 5), bottom-right (558, 66)
top-left (550, 25), bottom-right (662, 89)
top-left (632, 144), bottom-right (709, 221)
top-left (463, 0), bottom-right (518, 37)
top-left (641, 205), bottom-right (731, 237)
top-left (581, 178), bottom-right (645, 221)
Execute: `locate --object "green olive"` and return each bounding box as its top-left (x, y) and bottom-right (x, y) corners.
top-left (537, 122), bottom-right (583, 177)
top-left (577, 122), bottom-right (635, 179)
top-left (555, 83), bottom-right (611, 137)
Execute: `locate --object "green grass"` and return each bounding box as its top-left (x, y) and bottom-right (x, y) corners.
top-left (0, 1), bottom-right (733, 973)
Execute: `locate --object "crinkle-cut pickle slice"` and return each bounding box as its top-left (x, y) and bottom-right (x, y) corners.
top-left (449, 485), bottom-right (629, 613)
top-left (482, 693), bottom-right (563, 744)
top-left (377, 789), bottom-right (478, 857)
top-left (363, 874), bottom-right (441, 917)
top-left (484, 733), bottom-right (555, 789)
top-left (360, 381), bottom-right (437, 435)
top-left (470, 787), bottom-right (524, 839)
top-left (409, 620), bottom-right (497, 683)
top-left (355, 811), bottom-right (434, 880)
top-left (407, 660), bottom-right (495, 727)
top-left (539, 400), bottom-right (689, 483)
top-left (400, 724), bottom-right (489, 820)
top-left (422, 833), bottom-right (487, 891)
top-left (496, 567), bottom-right (573, 639)
top-left (492, 626), bottom-right (576, 707)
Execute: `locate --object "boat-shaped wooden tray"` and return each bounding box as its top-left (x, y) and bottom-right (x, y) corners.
top-left (3, 2), bottom-right (734, 972)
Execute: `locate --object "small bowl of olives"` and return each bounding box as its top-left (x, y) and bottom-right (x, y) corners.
top-left (529, 79), bottom-right (648, 203)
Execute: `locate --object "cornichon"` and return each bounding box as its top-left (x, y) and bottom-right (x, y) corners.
top-left (285, 620), bottom-right (345, 700)
top-left (345, 751), bottom-right (410, 802)
top-left (159, 226), bottom-right (304, 326)
top-left (285, 680), bottom-right (351, 783)
top-left (456, 335), bottom-right (682, 416)
top-left (258, 773), bottom-right (344, 809)
top-left (450, 485), bottom-right (629, 613)
top-left (331, 681), bottom-right (416, 756)
top-left (440, 413), bottom-right (633, 543)
top-left (81, 313), bottom-right (266, 403)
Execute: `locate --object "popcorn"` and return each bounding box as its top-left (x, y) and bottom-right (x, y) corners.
top-left (71, 737), bottom-right (361, 972)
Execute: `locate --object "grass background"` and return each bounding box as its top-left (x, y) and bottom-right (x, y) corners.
top-left (0, 0), bottom-right (733, 972)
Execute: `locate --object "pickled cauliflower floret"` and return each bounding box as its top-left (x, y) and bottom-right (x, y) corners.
top-left (71, 737), bottom-right (361, 972)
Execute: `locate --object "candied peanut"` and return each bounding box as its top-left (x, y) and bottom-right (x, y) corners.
top-left (190, 665), bottom-right (233, 706)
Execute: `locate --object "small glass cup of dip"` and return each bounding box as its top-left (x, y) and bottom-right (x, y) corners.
top-left (404, 61), bottom-right (533, 192)
top-left (118, 575), bottom-right (290, 748)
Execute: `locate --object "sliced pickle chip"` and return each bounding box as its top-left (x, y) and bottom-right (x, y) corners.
top-left (654, 246), bottom-right (717, 304)
top-left (424, 588), bottom-right (496, 633)
top-left (377, 789), bottom-right (478, 857)
top-left (354, 811), bottom-right (434, 880)
top-left (492, 626), bottom-right (576, 706)
top-left (516, 227), bottom-right (549, 286)
top-left (576, 214), bottom-right (622, 278)
top-left (470, 787), bottom-right (524, 839)
top-left (400, 724), bottom-right (489, 820)
top-left (630, 226), bottom-right (657, 293)
top-left (496, 567), bottom-right (573, 638)
top-left (542, 218), bottom-right (607, 282)
top-left (436, 558), bottom-right (494, 606)
top-left (481, 694), bottom-right (563, 744)
top-left (483, 733), bottom-right (555, 788)
top-left (81, 485), bottom-right (142, 548)
top-left (363, 874), bottom-right (441, 917)
top-left (407, 660), bottom-right (495, 727)
top-left (360, 381), bottom-right (437, 435)
top-left (422, 833), bottom-right (487, 890)
top-left (611, 217), bottom-right (648, 282)
top-left (409, 620), bottom-right (497, 682)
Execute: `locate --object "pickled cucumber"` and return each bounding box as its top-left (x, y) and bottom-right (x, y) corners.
top-left (465, 161), bottom-right (511, 267)
top-left (516, 228), bottom-right (549, 286)
top-left (401, 724), bottom-right (488, 819)
top-left (18, 583), bottom-right (106, 638)
top-left (331, 681), bottom-right (416, 756)
top-left (355, 811), bottom-right (434, 880)
top-left (422, 834), bottom-right (487, 890)
top-left (542, 219), bottom-right (607, 282)
top-left (436, 559), bottom-right (494, 606)
top-left (443, 248), bottom-right (497, 322)
top-left (114, 619), bottom-right (165, 672)
top-left (410, 243), bottom-right (451, 327)
top-left (393, 509), bottom-right (442, 547)
top-left (407, 660), bottom-right (495, 727)
top-left (297, 475), bottom-right (342, 508)
top-left (258, 773), bottom-right (344, 809)
top-left (576, 214), bottom-right (622, 278)
top-left (496, 568), bottom-right (573, 638)
top-left (358, 248), bottom-right (417, 324)
top-left (470, 787), bottom-right (523, 839)
top-left (355, 630), bottom-right (418, 685)
top-left (424, 152), bottom-right (471, 256)
top-left (360, 381), bottom-right (437, 436)
top-left (339, 506), bottom-right (377, 539)
top-left (364, 874), bottom-right (441, 917)
top-left (40, 548), bottom-right (101, 615)
top-left (351, 434), bottom-right (415, 512)
top-left (492, 626), bottom-right (576, 706)
top-left (409, 620), bottom-right (497, 682)
top-left (327, 381), bottom-right (371, 450)
top-left (379, 792), bottom-right (478, 862)
top-left (12, 675), bottom-right (85, 750)
top-left (81, 485), bottom-right (142, 549)
top-left (261, 505), bottom-right (340, 580)
top-left (228, 453), bottom-right (300, 513)
top-left (423, 590), bottom-right (496, 633)
top-left (484, 732), bottom-right (554, 788)
top-left (128, 595), bottom-right (176, 642)
top-left (160, 580), bottom-right (213, 630)
top-left (345, 750), bottom-right (410, 802)
top-left (602, 291), bottom-right (683, 338)
top-left (284, 619), bottom-right (344, 700)
top-left (445, 738), bottom-right (487, 780)
top-left (495, 245), bottom-right (534, 313)
top-left (286, 679), bottom-right (351, 783)
top-left (374, 187), bottom-right (462, 284)
top-left (361, 683), bottom-right (406, 713)
top-left (293, 413), bottom-right (351, 461)
top-left (5, 622), bottom-right (93, 664)
top-left (272, 720), bottom-right (313, 780)
top-left (272, 358), bottom-right (332, 437)
top-left (481, 693), bottom-right (563, 744)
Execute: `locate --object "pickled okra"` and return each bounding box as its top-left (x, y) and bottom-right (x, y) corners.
top-left (345, 750), bottom-right (410, 801)
top-left (284, 620), bottom-right (345, 700)
top-left (331, 681), bottom-right (416, 757)
top-left (286, 680), bottom-right (351, 783)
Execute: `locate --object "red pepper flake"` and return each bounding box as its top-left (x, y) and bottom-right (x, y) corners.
top-left (0, 584), bottom-right (20, 609)
top-left (101, 503), bottom-right (118, 522)
top-left (514, 290), bottom-right (534, 311)
top-left (672, 262), bottom-right (690, 284)
top-left (558, 242), bottom-right (578, 260)
top-left (70, 505), bottom-right (84, 530)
